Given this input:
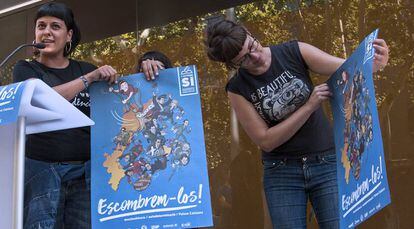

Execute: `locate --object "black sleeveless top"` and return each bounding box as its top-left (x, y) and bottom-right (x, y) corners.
top-left (226, 40), bottom-right (334, 160)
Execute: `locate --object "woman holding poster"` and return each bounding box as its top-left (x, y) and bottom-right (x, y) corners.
top-left (204, 18), bottom-right (388, 228)
top-left (12, 2), bottom-right (117, 228)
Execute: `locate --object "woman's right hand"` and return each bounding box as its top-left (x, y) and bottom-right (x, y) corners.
top-left (85, 65), bottom-right (118, 84)
top-left (141, 59), bottom-right (165, 81)
top-left (305, 83), bottom-right (332, 111)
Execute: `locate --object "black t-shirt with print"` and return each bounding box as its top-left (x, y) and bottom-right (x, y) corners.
top-left (226, 40), bottom-right (334, 160)
top-left (13, 59), bottom-right (97, 162)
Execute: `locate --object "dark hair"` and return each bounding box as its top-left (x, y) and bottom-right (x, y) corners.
top-left (204, 18), bottom-right (248, 69)
top-left (136, 51), bottom-right (173, 72)
top-left (35, 2), bottom-right (81, 56)
top-left (118, 80), bottom-right (127, 85)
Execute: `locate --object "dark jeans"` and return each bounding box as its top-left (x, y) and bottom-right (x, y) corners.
top-left (263, 151), bottom-right (339, 229)
top-left (24, 158), bottom-right (91, 229)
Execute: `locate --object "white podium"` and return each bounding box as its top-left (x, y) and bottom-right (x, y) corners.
top-left (0, 79), bottom-right (94, 229)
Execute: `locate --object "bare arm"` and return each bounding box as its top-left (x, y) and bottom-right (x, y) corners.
top-left (53, 65), bottom-right (118, 101)
top-left (298, 42), bottom-right (345, 76)
top-left (228, 83), bottom-right (331, 152)
top-left (53, 78), bottom-right (87, 101)
top-left (299, 39), bottom-right (389, 76)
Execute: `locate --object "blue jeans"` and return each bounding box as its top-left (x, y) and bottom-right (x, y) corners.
top-left (263, 152), bottom-right (339, 229)
top-left (24, 158), bottom-right (91, 229)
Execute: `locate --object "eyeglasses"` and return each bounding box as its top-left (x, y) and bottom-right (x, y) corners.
top-left (232, 37), bottom-right (260, 67)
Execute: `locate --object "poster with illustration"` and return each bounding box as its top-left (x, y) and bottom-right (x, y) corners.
top-left (90, 66), bottom-right (213, 229)
top-left (327, 30), bottom-right (391, 228)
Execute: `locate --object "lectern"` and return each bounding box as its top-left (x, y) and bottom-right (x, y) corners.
top-left (0, 79), bottom-right (94, 229)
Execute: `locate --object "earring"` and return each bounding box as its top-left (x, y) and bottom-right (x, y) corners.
top-left (32, 40), bottom-right (36, 45)
top-left (65, 41), bottom-right (72, 54)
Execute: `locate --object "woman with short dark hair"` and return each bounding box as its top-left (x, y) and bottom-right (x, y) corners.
top-left (205, 18), bottom-right (389, 228)
top-left (13, 2), bottom-right (118, 228)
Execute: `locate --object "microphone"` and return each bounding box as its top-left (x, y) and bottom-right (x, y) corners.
top-left (0, 43), bottom-right (45, 69)
top-left (32, 43), bottom-right (46, 49)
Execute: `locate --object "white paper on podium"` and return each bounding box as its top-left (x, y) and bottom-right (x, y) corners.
top-left (0, 78), bottom-right (94, 228)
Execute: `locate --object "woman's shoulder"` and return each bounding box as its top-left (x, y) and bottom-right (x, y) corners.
top-left (70, 59), bottom-right (97, 71)
top-left (271, 40), bottom-right (300, 53)
top-left (14, 59), bottom-right (31, 68)
top-left (225, 72), bottom-right (243, 93)
top-left (226, 72), bottom-right (242, 85)
top-left (271, 40), bottom-right (306, 68)
top-left (13, 59), bottom-right (40, 73)
top-left (13, 59), bottom-right (40, 82)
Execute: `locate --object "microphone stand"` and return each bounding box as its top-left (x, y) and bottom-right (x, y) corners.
top-left (0, 44), bottom-right (42, 68)
top-left (0, 43), bottom-right (44, 85)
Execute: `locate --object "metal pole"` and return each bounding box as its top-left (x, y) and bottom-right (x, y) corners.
top-left (13, 116), bottom-right (25, 229)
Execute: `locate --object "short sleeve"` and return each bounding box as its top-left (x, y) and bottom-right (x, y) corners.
top-left (12, 60), bottom-right (40, 83)
top-left (77, 60), bottom-right (97, 75)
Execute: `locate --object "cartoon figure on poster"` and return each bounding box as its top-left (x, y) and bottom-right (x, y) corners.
top-left (109, 80), bottom-right (142, 112)
top-left (106, 82), bottom-right (192, 191)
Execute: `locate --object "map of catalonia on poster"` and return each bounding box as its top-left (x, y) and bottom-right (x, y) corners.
top-left (327, 30), bottom-right (391, 228)
top-left (90, 66), bottom-right (213, 229)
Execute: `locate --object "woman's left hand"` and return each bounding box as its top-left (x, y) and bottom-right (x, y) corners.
top-left (373, 39), bottom-right (389, 72)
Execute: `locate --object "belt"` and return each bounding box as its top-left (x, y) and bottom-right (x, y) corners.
top-left (263, 150), bottom-right (335, 165)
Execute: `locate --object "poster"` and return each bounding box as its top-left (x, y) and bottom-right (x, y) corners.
top-left (0, 78), bottom-right (93, 229)
top-left (0, 81), bottom-right (24, 125)
top-left (0, 81), bottom-right (24, 229)
top-left (90, 66), bottom-right (213, 229)
top-left (327, 30), bottom-right (391, 228)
